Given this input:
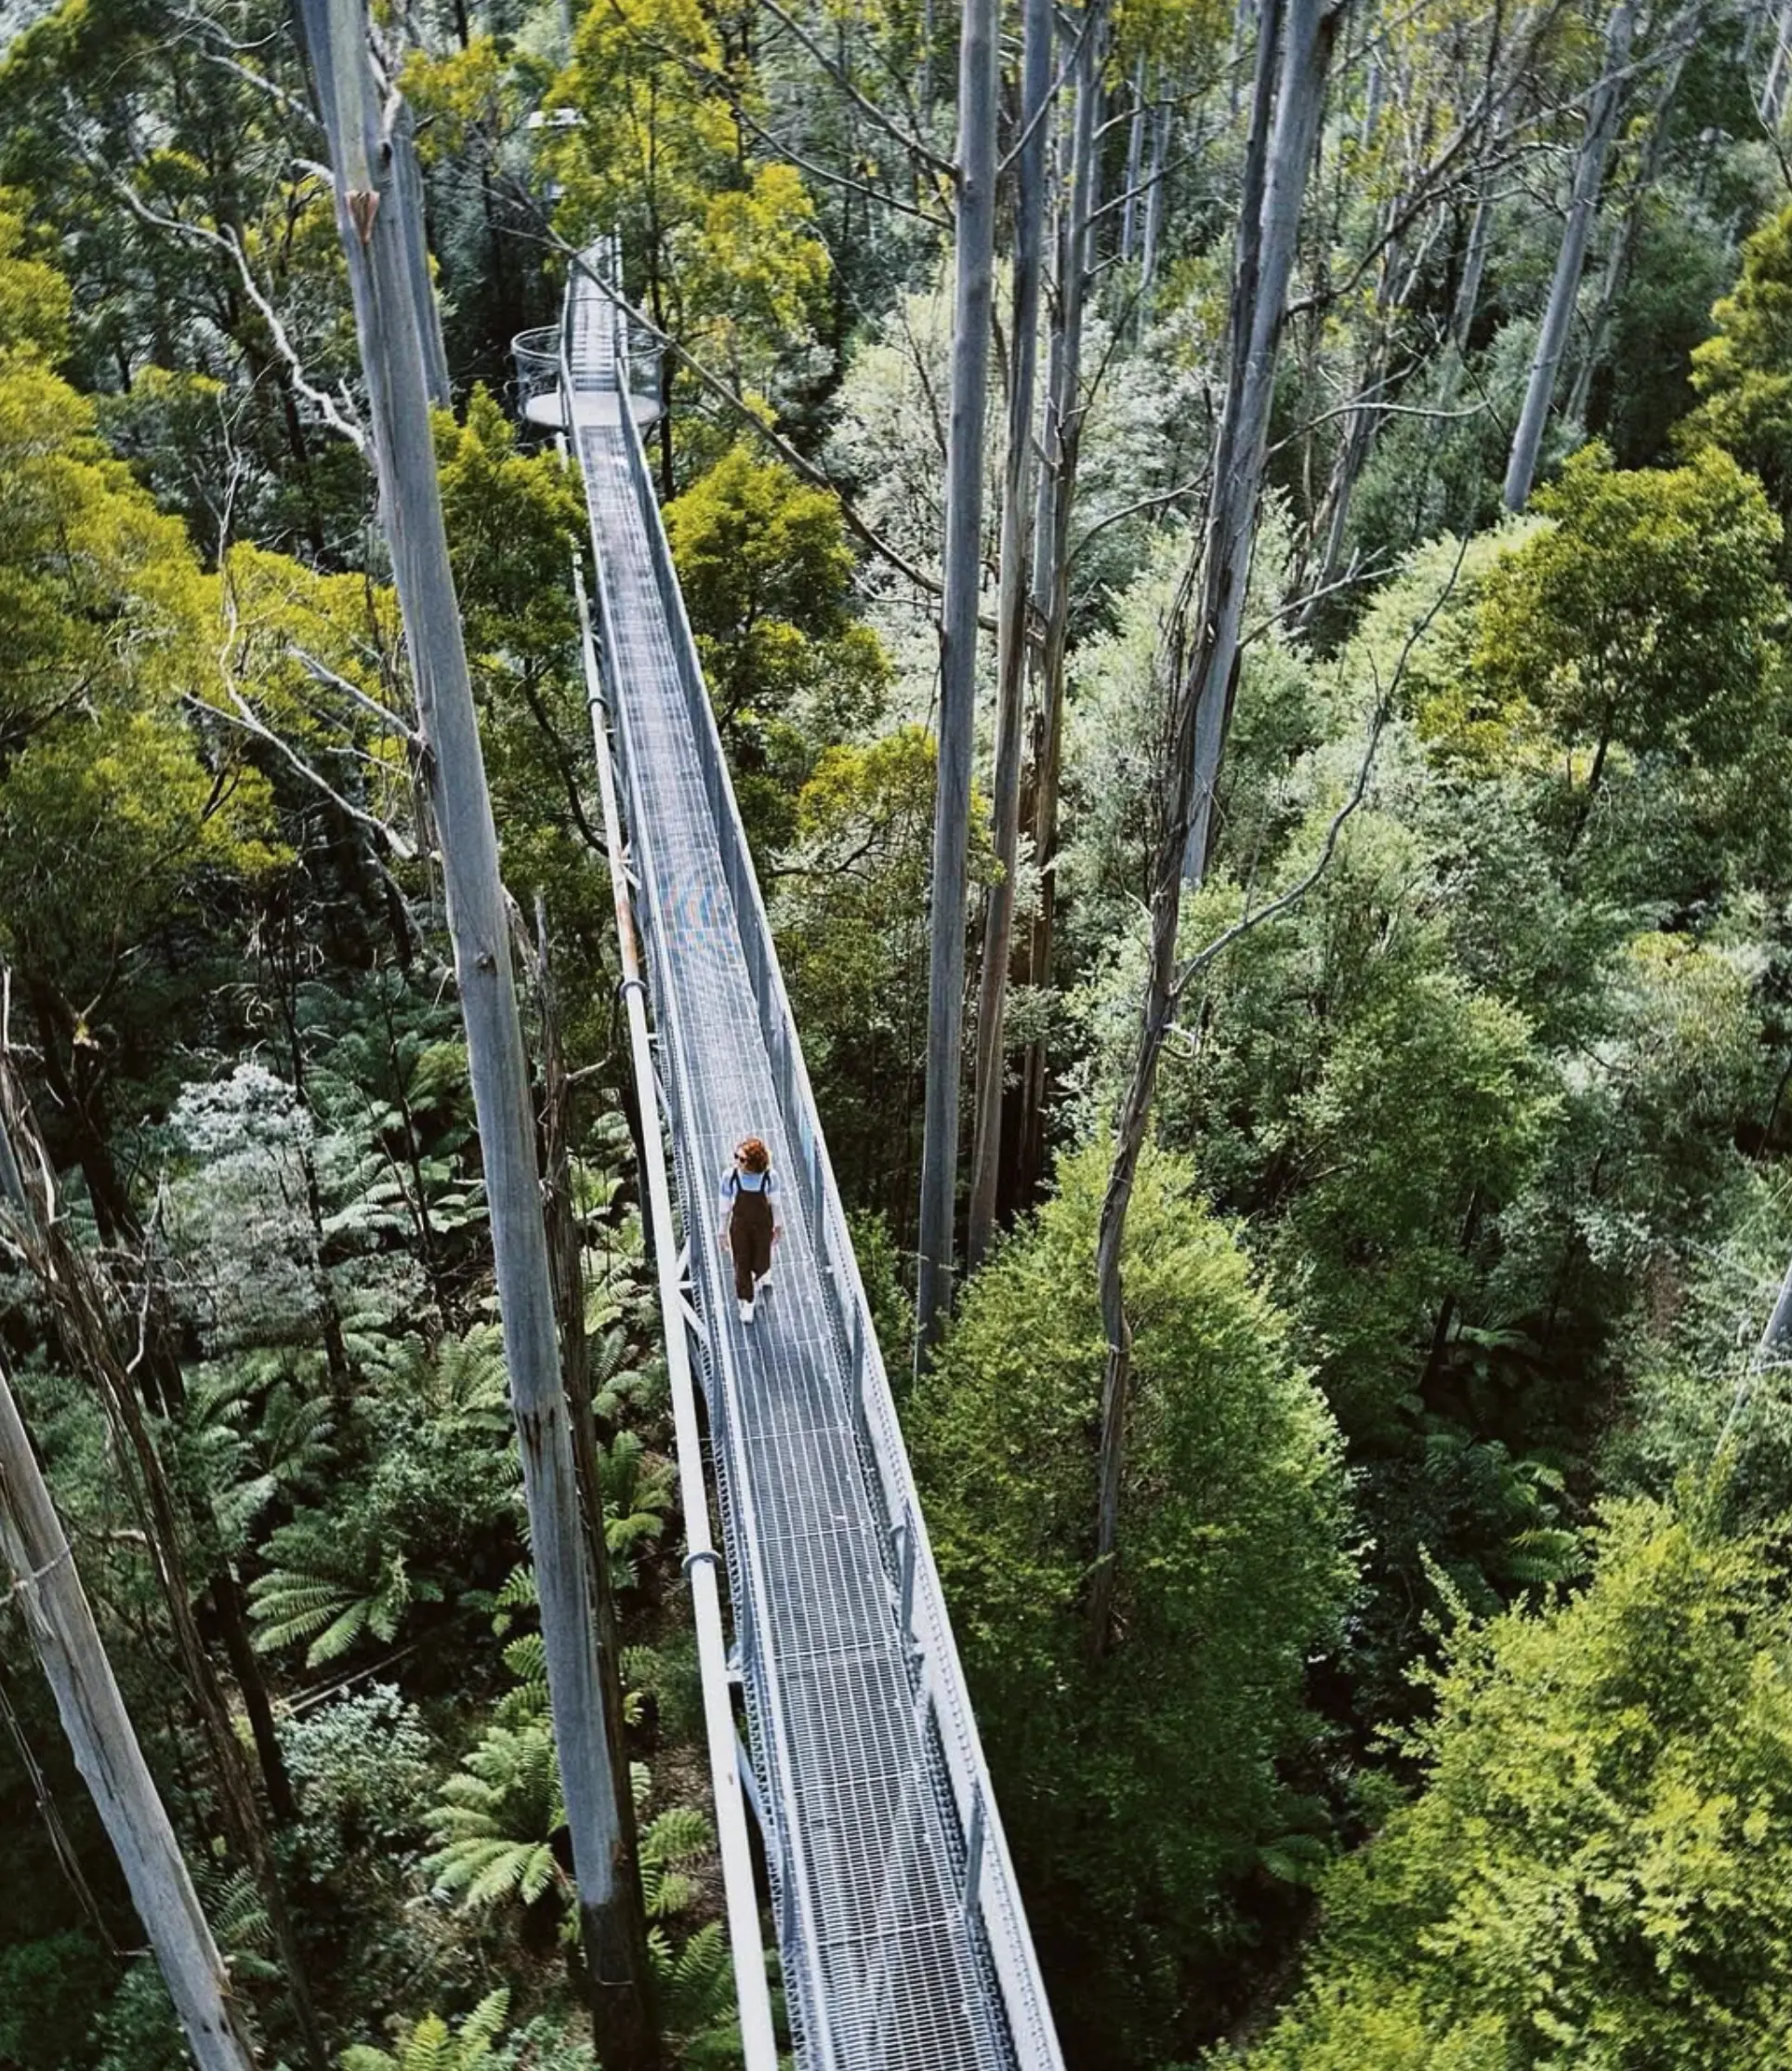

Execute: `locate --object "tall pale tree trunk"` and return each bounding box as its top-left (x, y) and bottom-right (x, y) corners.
top-left (1090, 0), bottom-right (1340, 1658)
top-left (1564, 14), bottom-right (1698, 428)
top-left (1300, 216), bottom-right (1439, 614)
top-left (1502, 0), bottom-right (1637, 511)
top-left (391, 99), bottom-right (452, 409)
top-left (520, 902), bottom-right (645, 1920)
top-left (967, 0), bottom-right (1053, 1272)
top-left (1761, 0), bottom-right (1792, 128)
top-left (915, 0), bottom-right (999, 1358)
top-left (1014, 7), bottom-right (1104, 1209)
top-left (1180, 0), bottom-right (1335, 882)
top-left (1139, 98), bottom-right (1172, 315)
top-left (0, 1355), bottom-right (259, 2071)
top-left (294, 2), bottom-right (658, 2056)
top-left (1121, 59), bottom-right (1147, 262)
top-left (1451, 187), bottom-right (1496, 351)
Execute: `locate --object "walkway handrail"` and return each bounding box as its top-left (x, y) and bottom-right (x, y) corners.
top-left (573, 244), bottom-right (1065, 2071)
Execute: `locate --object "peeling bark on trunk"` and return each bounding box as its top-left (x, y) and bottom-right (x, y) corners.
top-left (1761, 0), bottom-right (1792, 129)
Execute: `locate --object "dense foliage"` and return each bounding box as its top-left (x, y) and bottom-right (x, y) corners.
top-left (911, 1145), bottom-right (1350, 2061)
top-left (6, 0), bottom-right (1792, 2063)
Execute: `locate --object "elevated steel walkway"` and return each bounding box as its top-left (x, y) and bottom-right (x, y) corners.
top-left (558, 248), bottom-right (1064, 2071)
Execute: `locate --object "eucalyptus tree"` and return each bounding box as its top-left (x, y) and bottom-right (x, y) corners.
top-left (294, 1), bottom-right (658, 2055)
top-left (1014, 0), bottom-right (1106, 1208)
top-left (0, 1353), bottom-right (259, 2071)
top-left (1295, 0), bottom-right (1578, 610)
top-left (967, 0), bottom-right (1054, 1272)
top-left (914, 0), bottom-right (999, 1356)
top-left (1561, 1), bottom-right (1706, 429)
top-left (1088, 0), bottom-right (1342, 1656)
top-left (1503, 0), bottom-right (1639, 510)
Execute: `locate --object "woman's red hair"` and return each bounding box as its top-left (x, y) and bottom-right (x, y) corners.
top-left (736, 1137), bottom-right (771, 1174)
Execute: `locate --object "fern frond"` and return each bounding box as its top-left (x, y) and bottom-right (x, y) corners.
top-left (455, 1989), bottom-right (511, 2064)
top-left (655, 1920), bottom-right (733, 2031)
top-left (639, 1803), bottom-right (716, 1919)
top-left (402, 2014), bottom-right (454, 2071)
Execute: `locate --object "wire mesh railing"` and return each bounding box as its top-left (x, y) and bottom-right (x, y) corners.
top-left (562, 241), bottom-right (1064, 2071)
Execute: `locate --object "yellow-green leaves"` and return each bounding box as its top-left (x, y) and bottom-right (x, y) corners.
top-left (544, 0), bottom-right (830, 414)
top-left (340, 1989), bottom-right (511, 2071)
top-left (665, 440), bottom-right (887, 733)
top-left (1687, 202), bottom-right (1792, 530)
top-left (0, 337), bottom-right (278, 987)
top-left (0, 204), bottom-right (68, 361)
top-left (1224, 1502), bottom-right (1792, 2071)
top-left (1466, 444), bottom-right (1783, 799)
top-left (684, 163), bottom-right (831, 389)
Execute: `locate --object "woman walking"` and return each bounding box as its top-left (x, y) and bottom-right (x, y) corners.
top-left (718, 1136), bottom-right (782, 1325)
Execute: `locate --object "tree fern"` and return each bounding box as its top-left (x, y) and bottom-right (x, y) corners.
top-left (584, 1255), bottom-right (660, 1425)
top-left (248, 1513), bottom-right (439, 1666)
top-left (652, 1920), bottom-right (735, 2040)
top-left (600, 1431), bottom-right (675, 1590)
top-left (173, 1355), bottom-right (336, 1551)
top-left (639, 1803), bottom-right (715, 1920)
top-left (191, 1864), bottom-right (277, 1985)
top-left (467, 1562), bottom-right (537, 1636)
top-left (422, 1721), bottom-right (569, 1914)
top-left (494, 1632), bottom-right (550, 1729)
top-left (371, 1324), bottom-right (511, 1435)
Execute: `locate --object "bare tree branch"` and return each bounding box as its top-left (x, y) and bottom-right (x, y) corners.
top-left (755, 0), bottom-right (955, 178)
top-left (1175, 534), bottom-right (1470, 1001)
top-left (186, 689), bottom-right (417, 858)
top-left (289, 644), bottom-right (425, 747)
top-left (108, 177), bottom-right (368, 453)
top-left (1069, 470), bottom-right (1208, 564)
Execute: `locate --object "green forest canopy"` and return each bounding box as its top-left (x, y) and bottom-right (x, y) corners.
top-left (5, 0), bottom-right (1792, 2065)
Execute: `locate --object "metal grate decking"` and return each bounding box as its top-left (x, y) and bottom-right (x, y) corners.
top-left (562, 248), bottom-right (1063, 2071)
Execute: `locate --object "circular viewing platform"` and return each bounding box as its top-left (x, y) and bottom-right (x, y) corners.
top-left (509, 324), bottom-right (664, 430)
